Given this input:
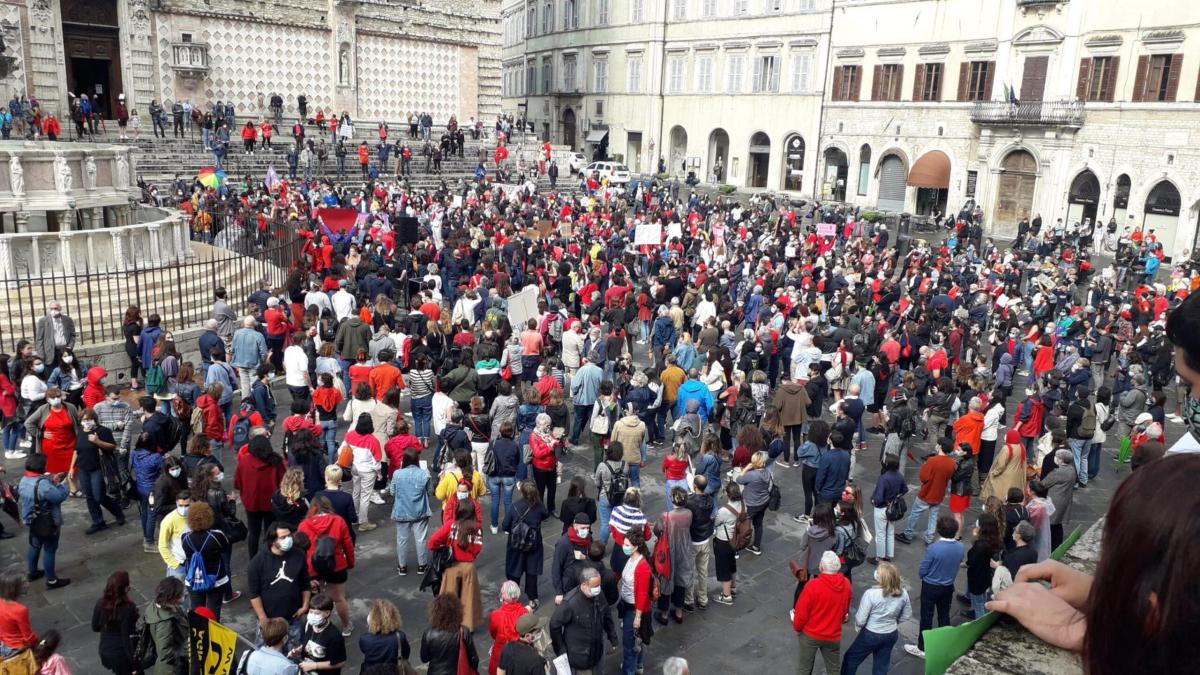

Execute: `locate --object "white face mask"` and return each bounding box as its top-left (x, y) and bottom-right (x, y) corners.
top-left (574, 525), bottom-right (590, 538)
top-left (47, 397), bottom-right (62, 407)
top-left (585, 584), bottom-right (601, 598)
top-left (168, 467), bottom-right (182, 478)
top-left (456, 490), bottom-right (469, 500)
top-left (307, 611), bottom-right (328, 628)
top-left (278, 536), bottom-right (294, 552)
top-left (176, 505), bottom-right (189, 517)
top-left (61, 355), bottom-right (73, 364)
top-left (81, 421), bottom-right (96, 431)
top-left (215, 472), bottom-right (225, 482)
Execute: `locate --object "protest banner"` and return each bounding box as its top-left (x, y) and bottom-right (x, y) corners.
top-left (634, 223), bottom-right (663, 246)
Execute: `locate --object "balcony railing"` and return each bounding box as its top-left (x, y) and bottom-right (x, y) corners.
top-left (1017, 0), bottom-right (1065, 6)
top-left (171, 43), bottom-right (209, 75)
top-left (970, 100), bottom-right (1084, 127)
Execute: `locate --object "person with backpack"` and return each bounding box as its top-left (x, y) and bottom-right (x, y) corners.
top-left (593, 443), bottom-right (630, 544)
top-left (682, 475), bottom-right (716, 611)
top-left (712, 481), bottom-right (750, 606)
top-left (503, 481), bottom-right (551, 610)
top-left (180, 501), bottom-right (232, 619)
top-left (298, 496), bottom-right (356, 636)
top-left (18, 453), bottom-right (71, 590)
top-left (143, 576), bottom-right (188, 675)
top-left (1066, 387), bottom-right (1095, 487)
top-left (228, 401), bottom-right (265, 457)
top-left (868, 455), bottom-right (907, 565)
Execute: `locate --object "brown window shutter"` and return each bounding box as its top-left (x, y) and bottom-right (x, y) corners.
top-left (983, 61), bottom-right (995, 101)
top-left (872, 64), bottom-right (883, 101)
top-left (1132, 55), bottom-right (1148, 102)
top-left (850, 66), bottom-right (861, 101)
top-left (1076, 58), bottom-right (1092, 100)
top-left (832, 66), bottom-right (843, 101)
top-left (894, 64), bottom-right (904, 101)
top-left (913, 64), bottom-right (926, 100)
top-left (1166, 54), bottom-right (1183, 101)
top-left (957, 62), bottom-right (969, 101)
top-left (1105, 56), bottom-right (1119, 102)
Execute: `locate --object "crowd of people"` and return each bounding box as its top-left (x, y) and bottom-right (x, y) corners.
top-left (1, 127), bottom-right (1199, 675)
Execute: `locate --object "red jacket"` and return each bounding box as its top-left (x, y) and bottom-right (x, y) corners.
top-left (631, 556), bottom-right (654, 613)
top-left (488, 601), bottom-right (528, 675)
top-left (792, 572), bottom-right (852, 641)
top-left (281, 414), bottom-right (321, 438)
top-left (234, 453), bottom-right (286, 513)
top-left (240, 125), bottom-right (256, 141)
top-left (530, 432), bottom-right (558, 471)
top-left (428, 520), bottom-right (483, 562)
top-left (661, 455), bottom-right (690, 481)
top-left (299, 512), bottom-right (355, 574)
top-left (196, 394), bottom-right (225, 441)
top-left (82, 367), bottom-right (108, 409)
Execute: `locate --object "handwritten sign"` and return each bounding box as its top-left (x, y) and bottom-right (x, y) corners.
top-left (816, 222), bottom-right (836, 237)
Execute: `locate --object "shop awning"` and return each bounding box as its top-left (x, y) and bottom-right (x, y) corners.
top-left (907, 151), bottom-right (950, 189)
top-left (585, 129), bottom-right (609, 143)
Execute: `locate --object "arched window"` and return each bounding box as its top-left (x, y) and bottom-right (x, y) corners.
top-left (857, 144), bottom-right (871, 196)
top-left (782, 134), bottom-right (805, 191)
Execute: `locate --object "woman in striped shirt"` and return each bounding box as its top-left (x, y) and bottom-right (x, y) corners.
top-left (608, 487), bottom-right (652, 575)
top-left (406, 356), bottom-right (436, 443)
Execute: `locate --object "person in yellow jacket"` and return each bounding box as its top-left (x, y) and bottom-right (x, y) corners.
top-left (434, 450), bottom-right (488, 510)
top-left (158, 490), bottom-right (193, 581)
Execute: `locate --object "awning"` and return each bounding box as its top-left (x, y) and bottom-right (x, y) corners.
top-left (585, 129), bottom-right (609, 143)
top-left (907, 151), bottom-right (950, 189)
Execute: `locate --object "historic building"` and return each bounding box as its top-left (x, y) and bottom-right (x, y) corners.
top-left (502, 0), bottom-right (1200, 259)
top-left (0, 0), bottom-right (500, 128)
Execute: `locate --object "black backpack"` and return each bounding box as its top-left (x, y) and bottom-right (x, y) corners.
top-left (28, 479), bottom-right (59, 539)
top-left (508, 505), bottom-right (539, 554)
top-left (603, 461), bottom-right (628, 505)
top-left (312, 534), bottom-right (338, 577)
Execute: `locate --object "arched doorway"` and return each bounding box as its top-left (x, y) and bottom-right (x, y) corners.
top-left (748, 132), bottom-right (770, 188)
top-left (63, 0), bottom-right (123, 118)
top-left (823, 147), bottom-right (848, 201)
top-left (1067, 170), bottom-right (1100, 227)
top-left (668, 125), bottom-right (688, 176)
top-left (1113, 174), bottom-right (1131, 226)
top-left (908, 151), bottom-right (951, 217)
top-left (857, 145), bottom-right (871, 196)
top-left (782, 135), bottom-right (805, 192)
top-left (993, 149), bottom-right (1038, 239)
top-left (561, 108), bottom-right (577, 150)
top-left (876, 154), bottom-right (907, 212)
top-left (1144, 181), bottom-right (1181, 257)
top-left (708, 129), bottom-right (729, 183)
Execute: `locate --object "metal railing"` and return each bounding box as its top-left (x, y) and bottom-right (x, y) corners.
top-left (0, 232), bottom-right (302, 353)
top-left (171, 43), bottom-right (210, 73)
top-left (970, 100), bottom-right (1085, 126)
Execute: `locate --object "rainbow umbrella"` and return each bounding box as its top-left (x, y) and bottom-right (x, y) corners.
top-left (197, 167), bottom-right (226, 189)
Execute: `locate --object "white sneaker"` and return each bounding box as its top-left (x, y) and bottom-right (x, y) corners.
top-left (1167, 414), bottom-right (1184, 424)
top-left (4, 450), bottom-right (27, 460)
top-left (490, 525), bottom-right (499, 535)
top-left (370, 492), bottom-right (386, 505)
top-left (17, 439), bottom-right (31, 449)
top-left (904, 645), bottom-right (925, 659)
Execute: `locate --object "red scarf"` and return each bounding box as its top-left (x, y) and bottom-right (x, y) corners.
top-left (567, 527), bottom-right (593, 550)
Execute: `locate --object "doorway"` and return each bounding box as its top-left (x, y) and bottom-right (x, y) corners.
top-left (823, 147), bottom-right (848, 201)
top-left (1066, 170), bottom-right (1100, 227)
top-left (62, 0), bottom-right (122, 117)
top-left (561, 108), bottom-right (576, 150)
top-left (747, 132), bottom-right (770, 188)
top-left (708, 129), bottom-right (729, 183)
top-left (877, 155), bottom-right (907, 212)
top-left (782, 135), bottom-right (805, 192)
top-left (626, 132), bottom-right (642, 173)
top-left (994, 149), bottom-right (1038, 238)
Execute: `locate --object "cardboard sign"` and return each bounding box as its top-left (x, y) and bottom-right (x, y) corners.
top-left (506, 285), bottom-right (540, 328)
top-left (634, 222), bottom-right (663, 246)
top-left (816, 222), bottom-right (837, 237)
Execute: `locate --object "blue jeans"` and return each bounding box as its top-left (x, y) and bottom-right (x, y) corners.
top-left (655, 406), bottom-right (671, 443)
top-left (628, 463), bottom-right (641, 488)
top-left (839, 628), bottom-right (897, 675)
top-left (321, 420), bottom-right (339, 464)
top-left (621, 607), bottom-right (644, 675)
top-left (1068, 438), bottom-right (1089, 485)
top-left (1087, 442), bottom-right (1101, 481)
top-left (79, 467), bottom-right (124, 527)
top-left (3, 421), bottom-right (23, 450)
top-left (903, 497), bottom-right (939, 543)
top-left (394, 518), bottom-right (430, 568)
top-left (27, 532), bottom-right (60, 581)
top-left (138, 494), bottom-right (155, 544)
top-left (968, 591), bottom-right (989, 620)
top-left (411, 395), bottom-right (433, 439)
top-left (598, 495), bottom-right (614, 543)
top-left (487, 475), bottom-right (515, 527)
top-left (570, 403), bottom-right (592, 444)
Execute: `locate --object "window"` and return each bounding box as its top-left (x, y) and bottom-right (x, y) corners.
top-left (857, 145), bottom-right (871, 196)
top-left (765, 0), bottom-right (782, 12)
top-left (872, 63), bottom-right (902, 101)
top-left (702, 0), bottom-right (717, 18)
top-left (696, 56), bottom-right (714, 92)
top-left (1081, 56), bottom-right (1117, 102)
top-left (594, 60), bottom-right (608, 92)
top-left (527, 6), bottom-right (536, 36)
top-left (563, 0), bottom-right (577, 29)
top-left (798, 0), bottom-right (814, 8)
top-left (543, 3), bottom-right (552, 32)
top-left (669, 58), bottom-right (686, 94)
top-left (598, 0), bottom-right (609, 25)
top-left (960, 61), bottom-right (992, 101)
top-left (673, 0), bottom-right (687, 21)
top-left (790, 52), bottom-right (812, 92)
top-left (542, 60), bottom-right (552, 94)
top-left (595, 100), bottom-right (604, 115)
top-left (726, 54), bottom-right (745, 93)
top-left (753, 55), bottom-right (780, 92)
top-left (563, 57), bottom-right (576, 92)
top-left (1140, 54), bottom-right (1177, 102)
top-left (627, 58), bottom-right (643, 93)
top-left (913, 63), bottom-right (942, 101)
top-left (527, 64), bottom-right (536, 94)
top-left (631, 0), bottom-right (644, 22)
top-left (966, 170), bottom-right (977, 198)
top-left (832, 64), bottom-right (860, 101)
top-left (734, 0), bottom-right (748, 14)
top-left (181, 32), bottom-right (193, 43)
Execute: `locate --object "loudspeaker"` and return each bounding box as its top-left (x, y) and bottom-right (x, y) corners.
top-left (397, 216), bottom-right (420, 244)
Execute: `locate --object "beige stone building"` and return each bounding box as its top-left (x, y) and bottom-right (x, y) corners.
top-left (503, 0), bottom-right (1200, 259)
top-left (0, 0), bottom-right (499, 127)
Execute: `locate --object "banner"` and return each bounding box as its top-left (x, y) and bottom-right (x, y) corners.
top-left (314, 207), bottom-right (359, 234)
top-left (816, 222), bottom-right (837, 237)
top-left (634, 223), bottom-right (663, 246)
top-left (507, 285), bottom-right (540, 328)
top-left (189, 611), bottom-right (240, 675)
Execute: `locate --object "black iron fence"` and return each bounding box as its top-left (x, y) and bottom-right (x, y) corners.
top-left (0, 235), bottom-right (303, 354)
top-left (970, 100), bottom-right (1085, 126)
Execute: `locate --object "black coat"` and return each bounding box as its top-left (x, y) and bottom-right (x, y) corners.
top-left (549, 587), bottom-right (618, 670)
top-left (420, 627), bottom-right (477, 675)
top-left (503, 499), bottom-right (550, 578)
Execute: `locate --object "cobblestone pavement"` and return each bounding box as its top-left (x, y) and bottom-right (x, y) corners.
top-left (1, 356), bottom-right (1179, 674)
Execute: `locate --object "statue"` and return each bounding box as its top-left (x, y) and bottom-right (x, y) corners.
top-left (8, 156), bottom-right (22, 195)
top-left (83, 155), bottom-right (97, 190)
top-left (339, 48), bottom-right (350, 85)
top-left (53, 154), bottom-right (71, 193)
top-left (115, 153), bottom-right (129, 188)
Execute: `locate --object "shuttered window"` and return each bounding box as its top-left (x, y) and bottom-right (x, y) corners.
top-left (913, 63), bottom-right (943, 101)
top-left (1077, 57), bottom-right (1118, 102)
top-left (832, 65), bottom-right (861, 101)
top-left (872, 64), bottom-right (903, 101)
top-left (957, 61), bottom-right (994, 101)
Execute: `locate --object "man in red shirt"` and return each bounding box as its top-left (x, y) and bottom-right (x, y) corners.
top-left (519, 319), bottom-right (543, 383)
top-left (263, 297), bottom-right (289, 374)
top-left (793, 551), bottom-right (853, 675)
top-left (898, 438), bottom-right (957, 545)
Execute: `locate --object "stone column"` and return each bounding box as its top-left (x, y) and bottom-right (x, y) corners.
top-left (58, 232), bottom-right (73, 274)
top-left (13, 212), bottom-right (29, 233)
top-left (110, 230), bottom-right (126, 271)
top-left (177, 216), bottom-right (195, 259)
top-left (147, 222), bottom-right (162, 265)
top-left (93, 206), bottom-right (104, 229)
top-left (0, 237), bottom-right (12, 283)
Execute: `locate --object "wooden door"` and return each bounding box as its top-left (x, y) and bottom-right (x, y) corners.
top-left (1021, 56), bottom-right (1048, 102)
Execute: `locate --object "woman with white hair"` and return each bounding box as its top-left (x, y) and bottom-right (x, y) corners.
top-left (529, 413), bottom-right (562, 511)
top-left (487, 579), bottom-right (529, 675)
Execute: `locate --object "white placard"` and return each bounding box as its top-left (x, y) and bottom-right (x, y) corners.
top-left (506, 285), bottom-right (540, 329)
top-left (667, 222), bottom-right (683, 240)
top-left (452, 195), bottom-right (463, 208)
top-left (634, 222), bottom-right (663, 246)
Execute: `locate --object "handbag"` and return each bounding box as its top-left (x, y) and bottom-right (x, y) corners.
top-left (884, 493), bottom-right (908, 522)
top-left (789, 546), bottom-right (811, 582)
top-left (766, 476), bottom-right (782, 512)
top-left (456, 626), bottom-right (478, 675)
top-left (224, 513), bottom-right (248, 543)
top-left (29, 479), bottom-right (60, 539)
top-left (589, 400), bottom-right (612, 435)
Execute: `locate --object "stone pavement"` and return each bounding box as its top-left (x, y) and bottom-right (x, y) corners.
top-left (1, 363), bottom-right (1180, 674)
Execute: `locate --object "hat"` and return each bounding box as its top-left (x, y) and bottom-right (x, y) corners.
top-left (1135, 412), bottom-right (1154, 425)
top-left (573, 512), bottom-right (591, 525)
top-left (516, 614), bottom-right (546, 636)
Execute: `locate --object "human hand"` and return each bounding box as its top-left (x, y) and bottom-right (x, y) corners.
top-left (986, 582), bottom-right (1087, 651)
top-left (299, 662), bottom-right (319, 673)
top-left (1013, 559), bottom-right (1094, 609)
top-left (989, 559), bottom-right (1000, 569)
top-left (633, 616), bottom-right (641, 630)
top-left (555, 595), bottom-right (564, 605)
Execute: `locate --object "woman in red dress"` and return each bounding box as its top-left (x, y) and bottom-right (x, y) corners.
top-left (25, 388), bottom-right (80, 493)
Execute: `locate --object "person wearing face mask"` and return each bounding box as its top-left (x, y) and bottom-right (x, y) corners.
top-left (616, 528), bottom-right (653, 675)
top-left (18, 355), bottom-right (48, 429)
top-left (290, 593), bottom-right (346, 674)
top-left (496, 613), bottom-right (548, 675)
top-left (158, 491), bottom-right (193, 583)
top-left (549, 567), bottom-right (618, 674)
top-left (428, 501), bottom-right (485, 630)
top-left (841, 561), bottom-right (912, 675)
top-left (131, 432), bottom-right (166, 552)
top-left (34, 301), bottom-right (75, 368)
top-left (248, 523), bottom-right (311, 650)
top-left (47, 349), bottom-right (86, 408)
top-left (74, 408), bottom-right (125, 534)
top-left (24, 387), bottom-right (82, 495)
top-left (551, 513), bottom-right (594, 607)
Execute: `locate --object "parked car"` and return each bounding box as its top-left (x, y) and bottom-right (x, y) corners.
top-left (583, 161), bottom-right (631, 184)
top-left (567, 152), bottom-right (587, 173)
